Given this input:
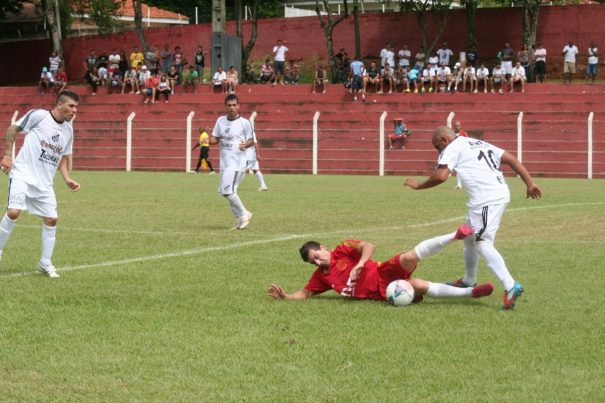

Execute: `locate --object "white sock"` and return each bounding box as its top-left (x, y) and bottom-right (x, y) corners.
top-left (0, 214), bottom-right (17, 255)
top-left (463, 236), bottom-right (479, 285)
top-left (414, 231), bottom-right (457, 260)
top-left (476, 241), bottom-right (515, 290)
top-left (226, 193), bottom-right (247, 219)
top-left (255, 171), bottom-right (266, 188)
top-left (456, 175), bottom-right (462, 187)
top-left (426, 282), bottom-right (472, 298)
top-left (40, 224), bottom-right (56, 267)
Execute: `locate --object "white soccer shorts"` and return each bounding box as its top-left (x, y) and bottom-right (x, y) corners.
top-left (467, 203), bottom-right (508, 244)
top-left (217, 170), bottom-right (244, 196)
top-left (7, 178), bottom-right (58, 218)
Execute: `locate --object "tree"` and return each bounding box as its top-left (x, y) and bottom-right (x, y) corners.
top-left (462, 0), bottom-right (479, 49)
top-left (520, 0), bottom-right (541, 50)
top-left (74, 0), bottom-right (126, 35)
top-left (352, 0), bottom-right (361, 59)
top-left (398, 0), bottom-right (452, 62)
top-left (44, 0), bottom-right (63, 56)
top-left (314, 0), bottom-right (349, 83)
top-left (132, 0), bottom-right (148, 51)
top-left (235, 0), bottom-right (260, 83)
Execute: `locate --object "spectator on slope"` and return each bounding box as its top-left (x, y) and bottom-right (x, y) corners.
top-left (385, 45), bottom-right (396, 74)
top-left (137, 65), bottom-right (151, 94)
top-left (145, 45), bottom-right (161, 75)
top-left (118, 50), bottom-right (129, 78)
top-left (108, 70), bottom-right (122, 94)
top-left (465, 45), bottom-right (478, 68)
top-left (84, 66), bottom-right (101, 96)
top-left (53, 68), bottom-right (68, 93)
top-left (39, 67), bottom-right (54, 96)
top-left (364, 61), bottom-right (383, 94)
top-left (389, 118), bottom-right (412, 150)
top-left (437, 42), bottom-right (454, 66)
top-left (517, 43), bottom-right (531, 80)
top-left (420, 63), bottom-right (435, 93)
top-left (108, 48), bottom-right (121, 81)
top-left (260, 59), bottom-right (274, 84)
top-left (509, 61), bottom-right (526, 93)
top-left (335, 47), bottom-right (350, 83)
top-left (398, 44), bottom-right (411, 70)
top-left (193, 45), bottom-right (207, 83)
top-left (142, 71), bottom-right (159, 104)
top-left (562, 40), bottom-right (579, 84)
top-left (435, 62), bottom-right (452, 93)
top-left (534, 42), bottom-right (547, 83)
top-left (121, 66), bottom-right (139, 94)
top-left (313, 64), bottom-right (329, 94)
top-left (491, 62), bottom-right (507, 93)
top-left (226, 66), bottom-right (239, 94)
top-left (448, 62), bottom-right (463, 93)
top-left (380, 42), bottom-right (391, 69)
top-left (49, 51), bottom-right (61, 79)
top-left (499, 42), bottom-right (515, 79)
top-left (172, 46), bottom-right (187, 78)
top-left (407, 65), bottom-right (419, 93)
top-left (462, 63), bottom-right (477, 93)
top-left (414, 46), bottom-right (426, 69)
top-left (382, 62), bottom-right (395, 94)
top-left (182, 65), bottom-right (199, 94)
top-left (476, 62), bottom-right (490, 93)
top-left (156, 74), bottom-right (172, 103)
top-left (212, 66), bottom-right (228, 93)
top-left (587, 41), bottom-right (599, 84)
top-left (272, 39), bottom-right (288, 85)
top-left (167, 65), bottom-right (179, 93)
top-left (97, 49), bottom-right (109, 86)
top-left (84, 49), bottom-right (97, 72)
top-left (285, 61), bottom-right (300, 84)
top-left (160, 44), bottom-right (172, 74)
top-left (349, 56), bottom-right (365, 102)
top-left (130, 46), bottom-right (144, 69)
top-left (394, 65), bottom-right (410, 93)
top-left (428, 53), bottom-right (439, 71)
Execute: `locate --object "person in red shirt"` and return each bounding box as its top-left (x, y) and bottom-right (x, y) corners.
top-left (53, 68), bottom-right (67, 93)
top-left (267, 225), bottom-right (494, 303)
top-left (454, 121), bottom-right (468, 137)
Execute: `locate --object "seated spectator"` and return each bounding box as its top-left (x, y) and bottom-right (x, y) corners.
top-left (448, 62), bottom-right (463, 92)
top-left (84, 66), bottom-right (101, 95)
top-left (167, 65), bottom-right (179, 93)
top-left (182, 65), bottom-right (199, 93)
top-left (285, 62), bottom-right (300, 84)
top-left (121, 67), bottom-right (139, 94)
top-left (39, 67), bottom-right (54, 95)
top-left (420, 63), bottom-right (435, 93)
top-left (108, 70), bottom-right (122, 94)
top-left (509, 61), bottom-right (526, 93)
top-left (462, 63), bottom-right (477, 93)
top-left (382, 62), bottom-right (395, 94)
top-left (260, 59), bottom-right (274, 84)
top-left (364, 61), bottom-right (382, 94)
top-left (156, 74), bottom-right (172, 102)
top-left (475, 62), bottom-right (490, 93)
top-left (226, 65), bottom-right (239, 93)
top-left (313, 64), bottom-right (329, 94)
top-left (389, 118), bottom-right (412, 150)
top-left (394, 65), bottom-right (410, 93)
top-left (97, 49), bottom-right (109, 86)
top-left (137, 65), bottom-right (151, 93)
top-left (53, 68), bottom-right (68, 93)
top-left (142, 72), bottom-right (159, 104)
top-left (49, 51), bottom-right (61, 78)
top-left (407, 66), bottom-right (419, 93)
top-left (435, 63), bottom-right (452, 93)
top-left (491, 62), bottom-right (507, 93)
top-left (212, 66), bottom-right (228, 93)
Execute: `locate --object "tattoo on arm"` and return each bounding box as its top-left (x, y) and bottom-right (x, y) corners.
top-left (5, 126), bottom-right (18, 155)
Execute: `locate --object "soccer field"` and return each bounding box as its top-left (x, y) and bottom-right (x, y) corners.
top-left (0, 172), bottom-right (603, 401)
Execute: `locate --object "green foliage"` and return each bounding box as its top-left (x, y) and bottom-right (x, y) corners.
top-left (0, 172), bottom-right (604, 400)
top-left (73, 0), bottom-right (125, 35)
top-left (0, 0), bottom-right (23, 20)
top-left (141, 0), bottom-right (282, 22)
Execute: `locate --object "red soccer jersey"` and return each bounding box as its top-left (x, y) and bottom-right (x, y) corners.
top-left (304, 240), bottom-right (382, 300)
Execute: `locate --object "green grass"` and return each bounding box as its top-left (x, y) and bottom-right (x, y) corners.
top-left (0, 172), bottom-right (603, 401)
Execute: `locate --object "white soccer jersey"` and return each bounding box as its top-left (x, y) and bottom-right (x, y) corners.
top-left (212, 116), bottom-right (253, 171)
top-left (438, 136), bottom-right (510, 209)
top-left (246, 131), bottom-right (258, 162)
top-left (11, 109), bottom-right (73, 192)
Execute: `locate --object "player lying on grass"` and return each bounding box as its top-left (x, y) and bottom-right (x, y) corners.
top-left (267, 225), bottom-right (494, 303)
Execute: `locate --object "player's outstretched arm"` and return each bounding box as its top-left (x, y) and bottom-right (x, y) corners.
top-left (267, 284), bottom-right (312, 300)
top-left (500, 152), bottom-right (542, 199)
top-left (404, 166), bottom-right (450, 190)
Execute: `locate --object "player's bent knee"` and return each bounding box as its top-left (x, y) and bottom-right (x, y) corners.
top-left (6, 209), bottom-right (21, 220)
top-left (44, 217), bottom-right (58, 227)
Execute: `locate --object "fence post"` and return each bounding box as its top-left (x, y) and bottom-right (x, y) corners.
top-left (588, 112), bottom-right (594, 179)
top-left (186, 111), bottom-right (195, 172)
top-left (313, 111), bottom-right (320, 175)
top-left (126, 112), bottom-right (136, 172)
top-left (517, 112), bottom-right (523, 162)
top-left (379, 111), bottom-right (387, 176)
top-left (447, 111), bottom-right (455, 128)
top-left (10, 111), bottom-right (18, 160)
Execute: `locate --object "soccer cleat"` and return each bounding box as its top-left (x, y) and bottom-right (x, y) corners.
top-left (38, 263), bottom-right (59, 278)
top-left (258, 186), bottom-right (268, 191)
top-left (471, 283), bottom-right (494, 298)
top-left (498, 89), bottom-right (504, 94)
top-left (237, 211), bottom-right (252, 230)
top-left (502, 282), bottom-right (524, 310)
top-left (446, 278), bottom-right (475, 288)
top-left (454, 224), bottom-right (473, 240)
top-left (209, 171), bottom-right (216, 175)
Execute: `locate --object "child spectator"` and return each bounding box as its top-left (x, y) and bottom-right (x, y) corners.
top-left (285, 62), bottom-right (300, 84)
top-left (313, 64), bottom-right (328, 93)
top-left (39, 67), bottom-right (54, 95)
top-left (182, 65), bottom-right (199, 94)
top-left (389, 119), bottom-right (412, 150)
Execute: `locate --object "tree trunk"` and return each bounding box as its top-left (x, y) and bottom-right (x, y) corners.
top-left (315, 0), bottom-right (349, 83)
top-left (240, 0), bottom-right (259, 83)
top-left (45, 0), bottom-right (62, 56)
top-left (465, 0), bottom-right (478, 49)
top-left (133, 0), bottom-right (148, 51)
top-left (522, 0), bottom-right (540, 83)
top-left (353, 1), bottom-right (361, 59)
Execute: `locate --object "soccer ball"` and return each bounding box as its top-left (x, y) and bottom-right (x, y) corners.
top-left (386, 280), bottom-right (415, 306)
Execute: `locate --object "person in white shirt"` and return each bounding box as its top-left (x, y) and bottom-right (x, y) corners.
top-left (587, 41), bottom-right (599, 83)
top-left (509, 61), bottom-right (526, 93)
top-left (48, 51), bottom-right (61, 78)
top-left (533, 42), bottom-right (547, 83)
top-left (382, 63), bottom-right (395, 93)
top-left (379, 42), bottom-right (390, 69)
top-left (562, 40), bottom-right (579, 83)
top-left (212, 65), bottom-right (228, 93)
top-left (448, 62), bottom-right (463, 92)
top-left (243, 130), bottom-right (268, 192)
top-left (475, 62), bottom-right (490, 93)
top-left (491, 62), bottom-right (507, 93)
top-left (0, 91), bottom-right (81, 278)
top-left (421, 63), bottom-right (435, 93)
top-left (404, 126), bottom-right (542, 310)
top-left (38, 67), bottom-right (54, 95)
top-left (209, 94), bottom-right (255, 230)
top-left (462, 64), bottom-right (477, 93)
top-left (435, 63), bottom-right (452, 93)
top-left (385, 45), bottom-right (396, 74)
top-left (398, 44), bottom-right (411, 68)
top-left (108, 48), bottom-right (121, 80)
top-left (437, 43), bottom-right (454, 66)
top-left (272, 39), bottom-right (289, 85)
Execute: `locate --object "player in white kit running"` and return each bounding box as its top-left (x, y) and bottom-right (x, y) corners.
top-left (209, 94), bottom-right (254, 230)
top-left (0, 90), bottom-right (81, 278)
top-left (404, 126), bottom-right (542, 309)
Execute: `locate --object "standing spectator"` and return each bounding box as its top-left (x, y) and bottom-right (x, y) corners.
top-left (404, 126), bottom-right (542, 310)
top-left (466, 45), bottom-right (478, 68)
top-left (398, 44), bottom-right (411, 69)
top-left (84, 49), bottom-right (97, 72)
top-left (587, 41), bottom-right (598, 83)
top-left (313, 64), bottom-right (329, 94)
top-left (155, 74), bottom-right (172, 103)
top-left (385, 45), bottom-right (396, 73)
top-left (192, 127), bottom-right (215, 174)
top-left (272, 39), bottom-right (288, 85)
top-left (172, 46), bottom-right (187, 78)
top-left (414, 46), bottom-right (426, 69)
top-left (212, 66), bottom-right (228, 93)
top-left (260, 59), bottom-right (274, 84)
top-left (379, 42), bottom-right (391, 69)
top-left (118, 50), bottom-right (129, 77)
top-left (349, 56), bottom-right (365, 102)
top-left (510, 61), bottom-right (526, 93)
top-left (193, 45), bottom-right (207, 83)
top-left (85, 67), bottom-right (101, 95)
top-left (562, 40), bottom-right (579, 84)
top-left (226, 66), bottom-right (239, 94)
top-left (49, 51), bottom-right (61, 78)
top-left (0, 90), bottom-right (81, 278)
top-left (39, 67), bottom-right (54, 95)
top-left (108, 48), bottom-right (120, 80)
top-left (437, 42), bottom-right (454, 66)
top-left (335, 47), bottom-right (350, 83)
top-left (517, 43), bottom-right (532, 82)
top-left (160, 44), bottom-right (172, 73)
top-left (182, 65), bottom-right (199, 94)
top-left (534, 42), bottom-right (547, 83)
top-left (476, 62), bottom-right (490, 93)
top-left (53, 68), bottom-right (67, 93)
top-left (428, 53), bottom-right (439, 70)
top-left (97, 50), bottom-right (109, 85)
top-left (499, 42), bottom-right (515, 78)
top-left (491, 62), bottom-right (507, 93)
top-left (130, 46), bottom-right (144, 69)
top-left (145, 45), bottom-right (160, 75)
top-left (208, 94), bottom-right (255, 230)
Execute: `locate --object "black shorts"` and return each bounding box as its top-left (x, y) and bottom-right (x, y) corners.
top-left (352, 75), bottom-right (363, 90)
top-left (200, 146), bottom-right (209, 159)
top-left (535, 61), bottom-right (546, 75)
top-left (274, 61), bottom-right (285, 75)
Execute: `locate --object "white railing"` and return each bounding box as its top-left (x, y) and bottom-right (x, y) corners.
top-left (185, 111), bottom-right (195, 172)
top-left (312, 111), bottom-right (320, 175)
top-left (126, 112), bottom-right (135, 171)
top-left (517, 112), bottom-right (523, 162)
top-left (379, 111), bottom-right (387, 176)
top-left (588, 112), bottom-right (594, 179)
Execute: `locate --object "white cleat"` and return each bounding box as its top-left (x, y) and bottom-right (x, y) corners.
top-left (38, 263), bottom-right (60, 278)
top-left (258, 186), bottom-right (268, 191)
top-left (237, 211), bottom-right (252, 230)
